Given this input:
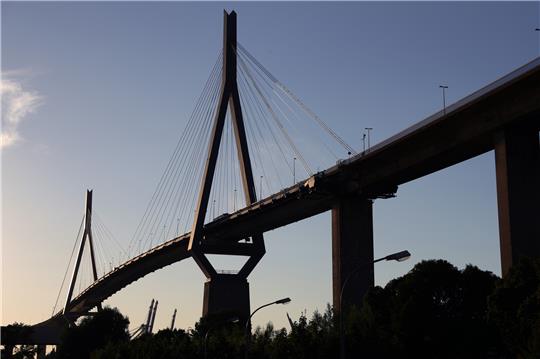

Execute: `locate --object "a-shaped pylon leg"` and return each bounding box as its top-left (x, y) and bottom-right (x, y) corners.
top-left (63, 190), bottom-right (102, 316)
top-left (189, 11), bottom-right (266, 321)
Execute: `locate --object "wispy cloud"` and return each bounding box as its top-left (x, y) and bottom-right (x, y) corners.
top-left (1, 72), bottom-right (43, 148)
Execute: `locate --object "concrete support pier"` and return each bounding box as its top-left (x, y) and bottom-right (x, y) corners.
top-left (332, 197), bottom-right (374, 313)
top-left (495, 124), bottom-right (540, 276)
top-left (203, 274), bottom-right (250, 322)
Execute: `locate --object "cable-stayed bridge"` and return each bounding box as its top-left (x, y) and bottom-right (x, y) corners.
top-left (3, 11), bottom-right (539, 347)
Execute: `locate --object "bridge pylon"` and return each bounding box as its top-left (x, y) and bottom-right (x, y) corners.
top-left (63, 189), bottom-right (102, 317)
top-left (188, 10), bottom-right (265, 322)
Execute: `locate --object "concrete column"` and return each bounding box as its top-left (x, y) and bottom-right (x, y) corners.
top-left (203, 274), bottom-right (250, 323)
top-left (495, 125), bottom-right (540, 276)
top-left (332, 197), bottom-right (374, 313)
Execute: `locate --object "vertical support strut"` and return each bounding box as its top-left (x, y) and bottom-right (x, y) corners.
top-left (188, 10), bottom-right (265, 323)
top-left (332, 197), bottom-right (374, 314)
top-left (495, 124), bottom-right (540, 276)
top-left (63, 190), bottom-right (102, 315)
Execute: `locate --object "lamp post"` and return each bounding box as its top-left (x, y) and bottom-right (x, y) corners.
top-left (339, 250), bottom-right (411, 359)
top-left (204, 316), bottom-right (239, 359)
top-left (364, 128), bottom-right (373, 151)
top-left (245, 297), bottom-right (291, 359)
top-left (362, 133), bottom-right (366, 153)
top-left (293, 157), bottom-right (297, 184)
top-left (259, 175), bottom-right (263, 200)
top-left (439, 85), bottom-right (448, 115)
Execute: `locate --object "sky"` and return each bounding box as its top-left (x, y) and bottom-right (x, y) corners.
top-left (2, 1), bottom-right (540, 333)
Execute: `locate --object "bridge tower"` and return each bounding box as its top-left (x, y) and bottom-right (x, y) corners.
top-left (189, 11), bottom-right (265, 322)
top-left (63, 189), bottom-right (102, 317)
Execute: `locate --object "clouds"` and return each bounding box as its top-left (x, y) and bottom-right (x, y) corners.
top-left (1, 73), bottom-right (43, 148)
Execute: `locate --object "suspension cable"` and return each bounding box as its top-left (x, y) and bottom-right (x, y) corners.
top-left (238, 43), bottom-right (357, 155)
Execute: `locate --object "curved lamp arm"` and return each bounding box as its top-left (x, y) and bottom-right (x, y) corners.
top-left (245, 297), bottom-right (291, 333)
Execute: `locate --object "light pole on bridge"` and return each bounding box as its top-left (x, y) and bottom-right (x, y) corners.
top-left (362, 133), bottom-right (366, 153)
top-left (293, 157), bottom-right (297, 184)
top-left (439, 85), bottom-right (449, 115)
top-left (259, 175), bottom-right (263, 200)
top-left (364, 128), bottom-right (373, 152)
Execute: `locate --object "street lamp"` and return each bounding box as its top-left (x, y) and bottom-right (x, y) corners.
top-left (362, 133), bottom-right (366, 153)
top-left (293, 157), bottom-right (297, 184)
top-left (364, 128), bottom-right (373, 151)
top-left (204, 316), bottom-right (239, 359)
top-left (439, 85), bottom-right (448, 115)
top-left (245, 297), bottom-right (291, 359)
top-left (259, 175), bottom-right (263, 200)
top-left (339, 250), bottom-right (411, 359)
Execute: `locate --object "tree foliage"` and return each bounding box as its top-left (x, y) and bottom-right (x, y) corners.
top-left (352, 260), bottom-right (500, 358)
top-left (55, 307), bottom-right (129, 359)
top-left (41, 258), bottom-right (540, 358)
top-left (488, 256), bottom-right (540, 357)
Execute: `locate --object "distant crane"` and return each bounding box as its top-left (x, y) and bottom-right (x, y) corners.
top-left (129, 299), bottom-right (157, 339)
top-left (170, 308), bottom-right (177, 330)
top-left (149, 300), bottom-right (158, 333)
top-left (145, 299), bottom-right (155, 334)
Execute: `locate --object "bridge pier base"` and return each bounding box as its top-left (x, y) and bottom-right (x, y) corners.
top-left (495, 124), bottom-right (540, 276)
top-left (332, 197), bottom-right (374, 314)
top-left (203, 274), bottom-right (250, 322)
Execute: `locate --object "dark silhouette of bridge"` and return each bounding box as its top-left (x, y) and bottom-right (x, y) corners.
top-left (2, 11), bottom-right (539, 351)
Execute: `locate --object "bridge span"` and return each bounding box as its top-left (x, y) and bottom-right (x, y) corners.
top-left (69, 54), bottom-right (540, 317)
top-left (7, 54), bottom-right (538, 346)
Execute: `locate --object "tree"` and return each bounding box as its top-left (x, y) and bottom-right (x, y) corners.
top-left (488, 256), bottom-right (540, 357)
top-left (56, 307), bottom-right (129, 359)
top-left (356, 260), bottom-right (499, 358)
top-left (49, 257), bottom-right (540, 358)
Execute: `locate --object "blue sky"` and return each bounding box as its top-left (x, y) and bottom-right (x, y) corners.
top-left (2, 2), bottom-right (539, 332)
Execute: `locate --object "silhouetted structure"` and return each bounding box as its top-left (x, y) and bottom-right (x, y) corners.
top-left (189, 11), bottom-right (265, 324)
top-left (64, 190), bottom-right (102, 317)
top-left (2, 11), bottom-right (539, 347)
